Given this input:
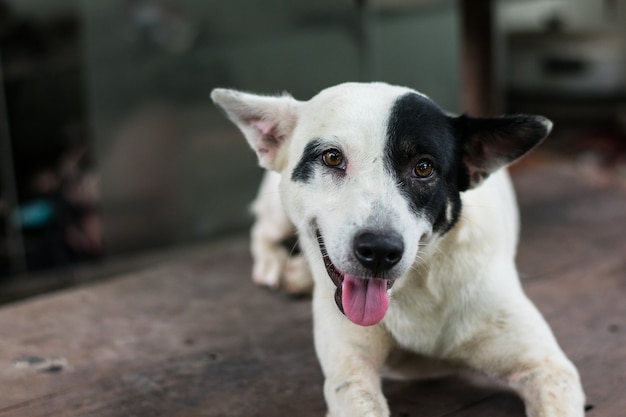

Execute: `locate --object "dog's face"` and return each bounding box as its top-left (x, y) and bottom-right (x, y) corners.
top-left (212, 82), bottom-right (551, 326)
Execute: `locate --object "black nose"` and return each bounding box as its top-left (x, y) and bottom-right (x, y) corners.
top-left (353, 231), bottom-right (404, 273)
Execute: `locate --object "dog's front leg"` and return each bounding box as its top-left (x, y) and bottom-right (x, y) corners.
top-left (313, 286), bottom-right (393, 417)
top-left (452, 298), bottom-right (585, 417)
top-left (508, 359), bottom-right (584, 417)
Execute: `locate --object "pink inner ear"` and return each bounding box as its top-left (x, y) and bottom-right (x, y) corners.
top-left (248, 118), bottom-right (281, 167)
top-left (250, 119), bottom-right (275, 136)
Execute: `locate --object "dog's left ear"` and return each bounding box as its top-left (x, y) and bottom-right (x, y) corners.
top-left (454, 114), bottom-right (552, 190)
top-left (211, 89), bottom-right (301, 171)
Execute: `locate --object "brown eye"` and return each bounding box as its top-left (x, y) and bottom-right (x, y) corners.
top-left (322, 149), bottom-right (344, 168)
top-left (414, 159), bottom-right (434, 178)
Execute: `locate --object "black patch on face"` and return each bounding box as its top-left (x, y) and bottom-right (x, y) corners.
top-left (291, 139), bottom-right (323, 183)
top-left (385, 93), bottom-right (463, 234)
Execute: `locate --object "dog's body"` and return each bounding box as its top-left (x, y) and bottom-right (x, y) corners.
top-left (212, 82), bottom-right (585, 417)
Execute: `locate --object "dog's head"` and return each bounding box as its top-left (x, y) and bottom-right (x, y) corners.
top-left (212, 82), bottom-right (550, 326)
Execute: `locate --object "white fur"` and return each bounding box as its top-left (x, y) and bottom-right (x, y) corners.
top-left (212, 82), bottom-right (585, 417)
top-left (250, 170), bottom-right (313, 294)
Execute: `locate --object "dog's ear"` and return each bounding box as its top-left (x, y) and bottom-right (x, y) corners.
top-left (454, 114), bottom-right (552, 190)
top-left (211, 89), bottom-right (301, 171)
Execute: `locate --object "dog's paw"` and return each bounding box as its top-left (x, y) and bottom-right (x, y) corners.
top-left (282, 255), bottom-right (314, 295)
top-left (252, 248), bottom-right (288, 289)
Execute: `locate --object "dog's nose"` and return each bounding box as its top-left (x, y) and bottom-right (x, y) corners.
top-left (353, 232), bottom-right (404, 273)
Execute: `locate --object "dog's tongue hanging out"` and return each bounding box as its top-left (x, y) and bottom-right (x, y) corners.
top-left (341, 275), bottom-right (389, 326)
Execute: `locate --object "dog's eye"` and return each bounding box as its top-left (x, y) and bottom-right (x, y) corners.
top-left (322, 149), bottom-right (344, 168)
top-left (414, 159), bottom-right (434, 178)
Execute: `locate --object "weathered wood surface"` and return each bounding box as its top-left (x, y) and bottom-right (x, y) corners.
top-left (0, 162), bottom-right (624, 416)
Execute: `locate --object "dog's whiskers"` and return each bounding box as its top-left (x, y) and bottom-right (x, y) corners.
top-left (287, 237), bottom-right (301, 257)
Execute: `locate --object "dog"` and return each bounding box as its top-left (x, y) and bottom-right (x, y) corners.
top-left (211, 82), bottom-right (585, 417)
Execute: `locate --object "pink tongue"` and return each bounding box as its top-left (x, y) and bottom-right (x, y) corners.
top-left (341, 275), bottom-right (389, 326)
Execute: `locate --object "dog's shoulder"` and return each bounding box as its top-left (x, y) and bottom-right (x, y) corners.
top-left (449, 169), bottom-right (519, 252)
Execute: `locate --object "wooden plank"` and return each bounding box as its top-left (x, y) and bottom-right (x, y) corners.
top-left (384, 374), bottom-right (524, 417)
top-left (0, 240), bottom-right (325, 416)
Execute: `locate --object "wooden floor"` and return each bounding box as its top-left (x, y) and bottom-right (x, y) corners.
top-left (0, 161), bottom-right (624, 417)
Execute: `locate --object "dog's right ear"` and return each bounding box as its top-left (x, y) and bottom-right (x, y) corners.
top-left (211, 89), bottom-right (301, 171)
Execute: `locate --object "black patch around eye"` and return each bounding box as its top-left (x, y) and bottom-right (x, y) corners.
top-left (385, 92), bottom-right (463, 234)
top-left (386, 93), bottom-right (456, 168)
top-left (291, 139), bottom-right (322, 183)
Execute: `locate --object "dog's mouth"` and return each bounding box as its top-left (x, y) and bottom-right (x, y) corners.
top-left (317, 230), bottom-right (393, 327)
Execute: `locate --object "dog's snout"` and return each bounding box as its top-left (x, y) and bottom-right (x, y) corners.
top-left (353, 232), bottom-right (404, 273)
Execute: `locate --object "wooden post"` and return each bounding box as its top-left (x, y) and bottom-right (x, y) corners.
top-left (459, 0), bottom-right (495, 116)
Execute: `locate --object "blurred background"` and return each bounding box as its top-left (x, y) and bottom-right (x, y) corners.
top-left (1, 0), bottom-right (625, 303)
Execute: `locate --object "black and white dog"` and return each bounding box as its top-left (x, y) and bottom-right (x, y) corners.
top-left (211, 82), bottom-right (584, 417)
